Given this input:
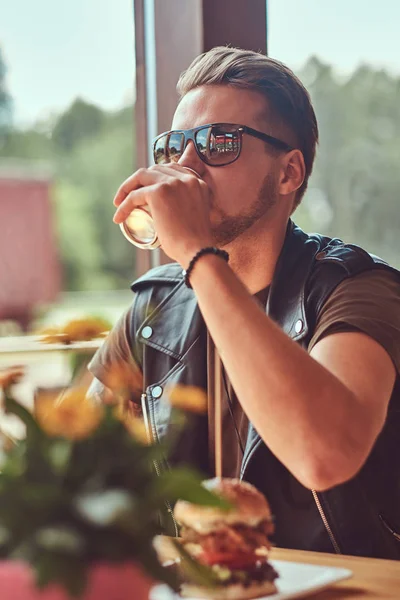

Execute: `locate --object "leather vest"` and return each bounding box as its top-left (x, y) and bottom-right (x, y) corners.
top-left (130, 221), bottom-right (400, 559)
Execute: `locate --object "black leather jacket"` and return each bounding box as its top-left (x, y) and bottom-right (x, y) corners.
top-left (129, 221), bottom-right (400, 559)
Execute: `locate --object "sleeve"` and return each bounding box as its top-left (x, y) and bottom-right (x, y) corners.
top-left (88, 305), bottom-right (143, 403)
top-left (308, 269), bottom-right (400, 374)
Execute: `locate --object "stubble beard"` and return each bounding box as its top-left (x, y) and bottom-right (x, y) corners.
top-left (210, 172), bottom-right (279, 247)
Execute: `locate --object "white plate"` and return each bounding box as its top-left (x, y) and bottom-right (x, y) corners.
top-left (150, 559), bottom-right (352, 600)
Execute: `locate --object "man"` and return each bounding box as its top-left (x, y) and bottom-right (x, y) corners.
top-left (88, 47), bottom-right (400, 558)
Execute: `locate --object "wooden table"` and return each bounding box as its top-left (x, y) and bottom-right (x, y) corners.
top-left (155, 536), bottom-right (400, 598)
top-left (271, 547), bottom-right (400, 599)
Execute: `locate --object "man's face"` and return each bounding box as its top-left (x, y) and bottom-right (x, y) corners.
top-left (171, 84), bottom-right (284, 247)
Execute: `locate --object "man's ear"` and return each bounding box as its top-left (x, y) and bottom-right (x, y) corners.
top-left (278, 149), bottom-right (305, 196)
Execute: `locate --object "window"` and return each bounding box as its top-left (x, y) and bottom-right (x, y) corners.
top-left (269, 0), bottom-right (400, 268)
top-left (0, 1), bottom-right (135, 333)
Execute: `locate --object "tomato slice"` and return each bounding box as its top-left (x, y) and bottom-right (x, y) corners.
top-left (199, 551), bottom-right (263, 570)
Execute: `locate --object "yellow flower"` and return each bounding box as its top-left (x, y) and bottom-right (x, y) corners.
top-left (128, 419), bottom-right (149, 444)
top-left (122, 414), bottom-right (150, 445)
top-left (38, 317), bottom-right (111, 345)
top-left (166, 385), bottom-right (208, 414)
top-left (103, 362), bottom-right (143, 397)
top-left (38, 327), bottom-right (68, 344)
top-left (35, 387), bottom-right (103, 440)
top-left (62, 317), bottom-right (110, 343)
top-left (0, 366), bottom-right (25, 389)
top-left (113, 401), bottom-right (149, 444)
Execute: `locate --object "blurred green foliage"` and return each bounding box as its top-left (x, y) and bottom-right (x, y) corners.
top-left (0, 47), bottom-right (12, 141)
top-left (295, 57), bottom-right (400, 268)
top-left (1, 99), bottom-right (136, 291)
top-left (0, 384), bottom-right (227, 596)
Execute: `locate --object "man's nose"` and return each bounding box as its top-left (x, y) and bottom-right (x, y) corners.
top-left (178, 139), bottom-right (205, 176)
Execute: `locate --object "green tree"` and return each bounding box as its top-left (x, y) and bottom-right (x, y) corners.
top-left (0, 46), bottom-right (13, 144)
top-left (1, 95), bottom-right (136, 291)
top-left (52, 98), bottom-right (105, 152)
top-left (53, 180), bottom-right (107, 290)
top-left (0, 127), bottom-right (53, 159)
top-left (54, 105), bottom-right (136, 290)
top-left (296, 58), bottom-right (400, 268)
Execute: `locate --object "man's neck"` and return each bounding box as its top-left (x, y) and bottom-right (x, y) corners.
top-left (223, 218), bottom-right (289, 295)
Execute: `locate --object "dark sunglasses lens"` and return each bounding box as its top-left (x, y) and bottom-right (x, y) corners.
top-left (154, 134), bottom-right (168, 164)
top-left (154, 132), bottom-right (184, 164)
top-left (167, 132), bottom-right (184, 163)
top-left (196, 126), bottom-right (240, 165)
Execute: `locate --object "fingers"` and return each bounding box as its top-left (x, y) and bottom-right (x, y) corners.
top-left (113, 184), bottom-right (160, 224)
top-left (180, 166), bottom-right (201, 179)
top-left (113, 165), bottom-right (201, 207)
top-left (113, 168), bottom-right (162, 207)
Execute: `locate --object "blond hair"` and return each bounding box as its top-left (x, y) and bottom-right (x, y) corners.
top-left (177, 46), bottom-right (318, 208)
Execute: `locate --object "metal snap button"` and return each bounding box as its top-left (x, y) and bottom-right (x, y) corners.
top-left (315, 251), bottom-right (327, 260)
top-left (151, 386), bottom-right (163, 399)
top-left (295, 319), bottom-right (304, 334)
top-left (141, 326), bottom-right (153, 339)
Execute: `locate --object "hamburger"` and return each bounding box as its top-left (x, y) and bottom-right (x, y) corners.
top-left (174, 478), bottom-right (278, 599)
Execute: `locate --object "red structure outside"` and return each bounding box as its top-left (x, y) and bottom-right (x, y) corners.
top-left (0, 167), bottom-right (61, 330)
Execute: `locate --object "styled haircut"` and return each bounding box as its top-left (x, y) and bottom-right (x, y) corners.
top-left (177, 46), bottom-right (318, 209)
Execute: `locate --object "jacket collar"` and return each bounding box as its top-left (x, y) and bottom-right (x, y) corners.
top-left (130, 260), bottom-right (202, 361)
top-left (267, 220), bottom-right (322, 341)
top-left (133, 221), bottom-right (323, 360)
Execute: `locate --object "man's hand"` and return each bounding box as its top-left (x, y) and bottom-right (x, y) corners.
top-left (113, 165), bottom-right (213, 268)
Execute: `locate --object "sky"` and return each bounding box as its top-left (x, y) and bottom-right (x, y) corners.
top-left (1, 0), bottom-right (399, 127)
top-left (268, 0), bottom-right (400, 74)
top-left (0, 0), bottom-right (136, 126)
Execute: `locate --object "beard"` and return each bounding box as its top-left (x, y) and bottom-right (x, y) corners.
top-left (210, 172), bottom-right (279, 247)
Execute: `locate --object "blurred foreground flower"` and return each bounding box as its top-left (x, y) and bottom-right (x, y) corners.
top-left (113, 400), bottom-right (149, 444)
top-left (0, 366), bottom-right (25, 389)
top-left (0, 369), bottom-right (227, 598)
top-left (39, 316), bottom-right (111, 344)
top-left (37, 327), bottom-right (69, 344)
top-left (166, 384), bottom-right (208, 414)
top-left (35, 387), bottom-right (103, 440)
top-left (75, 490), bottom-right (133, 526)
top-left (103, 361), bottom-right (143, 397)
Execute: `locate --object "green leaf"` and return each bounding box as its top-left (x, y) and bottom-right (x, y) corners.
top-left (69, 353), bottom-right (91, 382)
top-left (149, 468), bottom-right (232, 510)
top-left (0, 447), bottom-right (26, 478)
top-left (35, 526), bottom-right (85, 555)
top-left (15, 483), bottom-right (63, 508)
top-left (0, 524), bottom-right (10, 547)
top-left (48, 440), bottom-right (72, 474)
top-left (173, 540), bottom-right (217, 588)
top-left (3, 396), bottom-right (41, 440)
top-left (137, 544), bottom-right (180, 591)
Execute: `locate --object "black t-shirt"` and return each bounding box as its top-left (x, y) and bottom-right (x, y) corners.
top-left (212, 285), bottom-right (333, 552)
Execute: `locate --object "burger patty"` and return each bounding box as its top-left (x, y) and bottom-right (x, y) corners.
top-left (181, 520), bottom-right (274, 554)
top-left (175, 560), bottom-right (279, 590)
top-left (220, 561), bottom-right (279, 587)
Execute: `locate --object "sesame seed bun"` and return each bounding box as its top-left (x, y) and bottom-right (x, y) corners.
top-left (174, 478), bottom-right (273, 533)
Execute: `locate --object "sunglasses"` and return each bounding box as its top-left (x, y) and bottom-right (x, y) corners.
top-left (153, 122), bottom-right (294, 167)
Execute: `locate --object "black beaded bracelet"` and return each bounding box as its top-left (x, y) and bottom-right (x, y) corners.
top-left (183, 247), bottom-right (229, 288)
